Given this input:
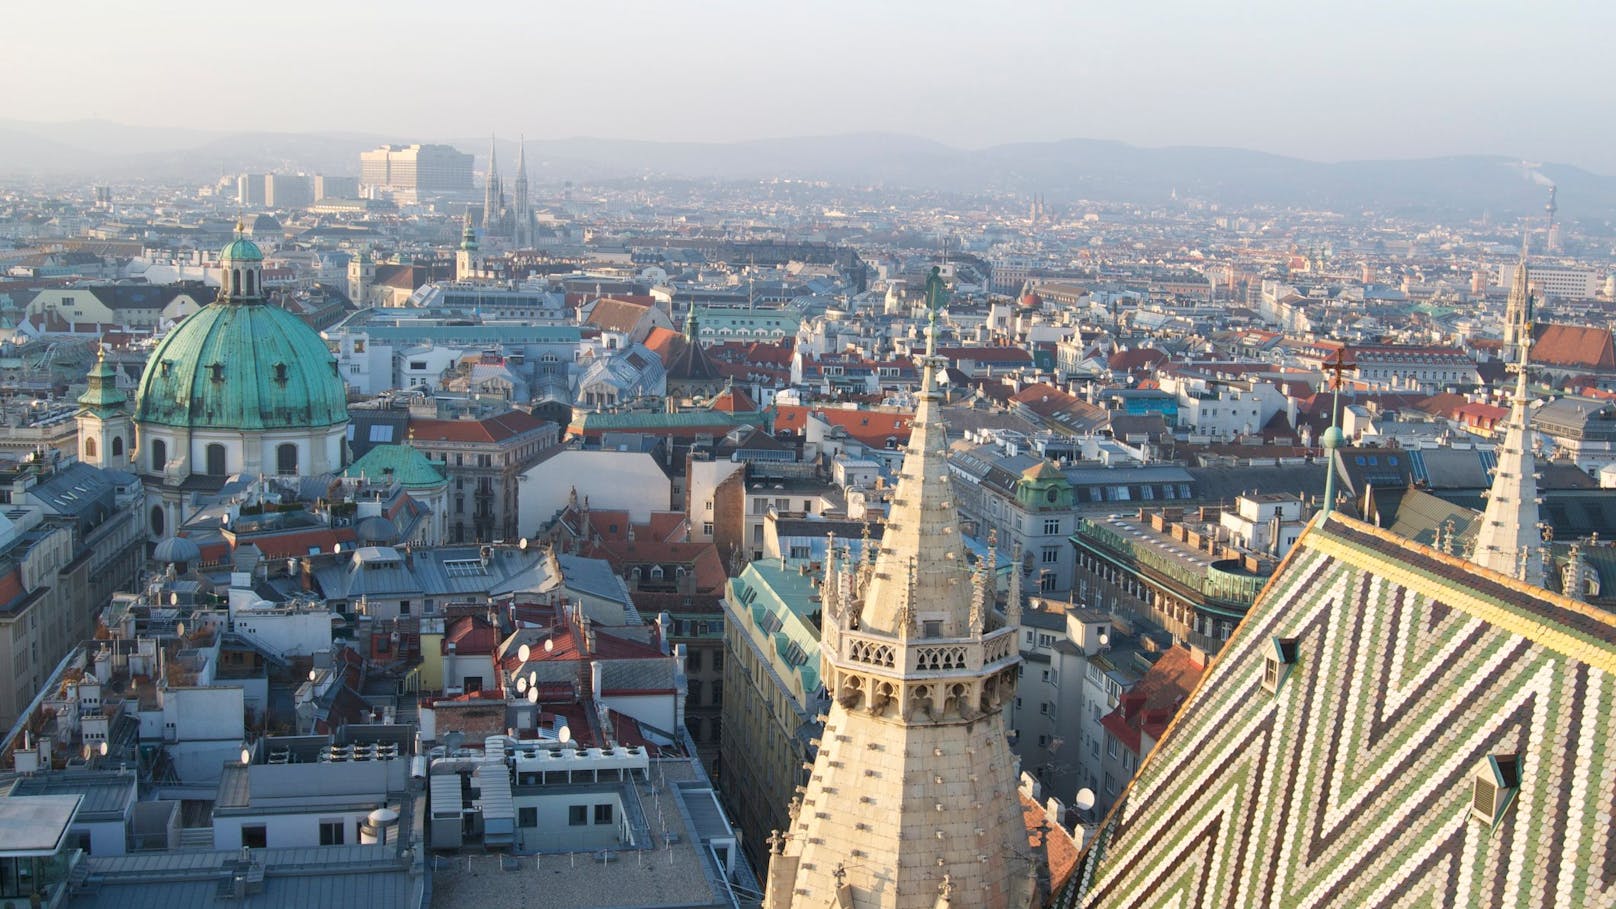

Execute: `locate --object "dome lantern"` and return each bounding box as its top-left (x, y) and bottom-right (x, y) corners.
top-left (218, 219), bottom-right (266, 302)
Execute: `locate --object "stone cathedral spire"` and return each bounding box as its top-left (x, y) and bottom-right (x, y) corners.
top-left (512, 135), bottom-right (531, 247)
top-left (1472, 242), bottom-right (1544, 585)
top-left (481, 133), bottom-right (502, 233)
top-left (763, 267), bottom-right (1038, 909)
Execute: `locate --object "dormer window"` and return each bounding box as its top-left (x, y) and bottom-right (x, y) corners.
top-left (1471, 754), bottom-right (1521, 828)
top-left (274, 363), bottom-right (288, 384)
top-left (160, 359), bottom-right (173, 377)
top-left (1262, 636), bottom-right (1300, 694)
top-left (207, 362), bottom-right (224, 383)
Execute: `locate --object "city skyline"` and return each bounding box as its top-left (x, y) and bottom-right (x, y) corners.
top-left (6, 0), bottom-right (1615, 172)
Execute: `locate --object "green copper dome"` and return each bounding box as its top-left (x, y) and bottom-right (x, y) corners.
top-left (220, 235), bottom-right (263, 263)
top-left (342, 443), bottom-right (446, 488)
top-left (134, 302), bottom-right (348, 431)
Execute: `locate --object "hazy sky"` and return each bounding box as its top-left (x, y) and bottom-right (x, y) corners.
top-left (9, 0), bottom-right (1615, 171)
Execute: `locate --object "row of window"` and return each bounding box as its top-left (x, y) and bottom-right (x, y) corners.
top-left (147, 439), bottom-right (300, 476)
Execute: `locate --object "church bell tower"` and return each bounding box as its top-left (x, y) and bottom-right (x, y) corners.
top-left (763, 268), bottom-right (1039, 909)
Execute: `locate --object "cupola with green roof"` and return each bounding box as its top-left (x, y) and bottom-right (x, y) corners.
top-left (134, 225), bottom-right (347, 432)
top-left (1014, 458), bottom-right (1074, 509)
top-left (76, 346), bottom-right (132, 469)
top-left (133, 222), bottom-right (352, 541)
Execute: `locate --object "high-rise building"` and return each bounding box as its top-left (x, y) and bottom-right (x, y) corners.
top-left (762, 270), bottom-right (1043, 908)
top-left (263, 173), bottom-right (312, 208)
top-left (236, 173), bottom-right (267, 206)
top-left (312, 174), bottom-right (358, 201)
top-left (1499, 261), bottom-right (1597, 300)
top-left (358, 144), bottom-right (473, 199)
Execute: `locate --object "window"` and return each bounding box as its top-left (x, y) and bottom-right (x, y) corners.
top-left (687, 650), bottom-right (702, 672)
top-left (1040, 702), bottom-right (1051, 716)
top-left (319, 820), bottom-right (345, 845)
top-left (519, 807), bottom-right (537, 827)
top-left (1106, 735), bottom-right (1119, 758)
top-left (85, 436), bottom-right (97, 458)
top-left (593, 803), bottom-right (614, 825)
top-left (689, 680), bottom-right (703, 705)
top-left (569, 805), bottom-right (588, 826)
top-left (206, 443), bottom-right (227, 476)
top-left (1042, 546), bottom-right (1060, 564)
top-left (276, 443), bottom-right (298, 476)
top-left (1043, 518), bottom-right (1061, 535)
top-left (242, 825), bottom-right (267, 848)
top-left (711, 651), bottom-right (723, 671)
top-left (151, 438), bottom-right (167, 472)
top-left (1471, 754), bottom-right (1521, 828)
top-left (150, 504), bottom-right (165, 536)
top-left (922, 619), bottom-right (943, 638)
top-left (702, 522), bottom-right (713, 536)
top-left (111, 436), bottom-right (123, 457)
top-left (1263, 636), bottom-right (1300, 694)
top-left (711, 680), bottom-right (722, 704)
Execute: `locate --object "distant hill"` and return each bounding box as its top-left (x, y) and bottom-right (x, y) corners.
top-left (0, 118), bottom-right (1606, 218)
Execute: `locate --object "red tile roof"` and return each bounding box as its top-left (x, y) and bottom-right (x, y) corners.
top-left (444, 615), bottom-right (501, 656)
top-left (411, 410), bottom-right (549, 444)
top-left (643, 326), bottom-right (683, 364)
top-left (1533, 323), bottom-right (1616, 370)
top-left (1099, 646), bottom-right (1204, 755)
top-left (774, 404), bottom-right (914, 448)
top-left (585, 297), bottom-right (657, 334)
top-left (710, 387), bottom-right (756, 412)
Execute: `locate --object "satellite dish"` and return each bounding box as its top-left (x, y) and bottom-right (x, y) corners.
top-left (518, 643), bottom-right (531, 663)
top-left (333, 543), bottom-right (342, 554)
top-left (558, 726), bottom-right (571, 744)
top-left (98, 741), bottom-right (109, 757)
top-left (1075, 788), bottom-right (1096, 813)
top-left (517, 677), bottom-right (529, 694)
top-left (309, 670), bottom-right (318, 682)
top-left (526, 688), bottom-right (538, 704)
top-left (169, 591), bottom-right (179, 606)
top-left (240, 747), bottom-right (252, 765)
top-left (176, 622), bottom-right (185, 637)
top-left (519, 537), bottom-right (529, 551)
top-left (544, 638), bottom-right (554, 653)
top-left (1099, 632), bottom-right (1110, 646)
top-left (444, 732), bottom-right (465, 753)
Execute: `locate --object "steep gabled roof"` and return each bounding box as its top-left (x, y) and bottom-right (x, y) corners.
top-left (1076, 513), bottom-right (1616, 908)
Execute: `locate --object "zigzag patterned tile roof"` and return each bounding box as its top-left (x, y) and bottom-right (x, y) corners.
top-left (1072, 513), bottom-right (1616, 909)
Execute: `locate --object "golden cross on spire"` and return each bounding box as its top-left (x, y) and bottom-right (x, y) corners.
top-left (1324, 346), bottom-right (1356, 392)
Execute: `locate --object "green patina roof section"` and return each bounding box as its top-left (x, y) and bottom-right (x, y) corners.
top-left (342, 443), bottom-right (446, 488)
top-left (77, 356), bottom-right (126, 411)
top-left (135, 303), bottom-right (349, 431)
top-left (220, 236), bottom-right (263, 262)
top-left (729, 559), bottom-right (822, 698)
